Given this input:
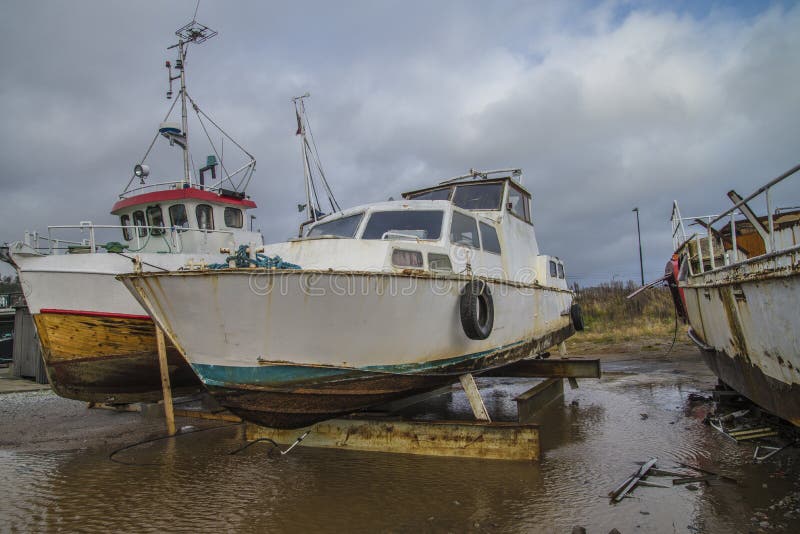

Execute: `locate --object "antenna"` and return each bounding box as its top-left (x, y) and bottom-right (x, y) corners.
top-left (163, 19), bottom-right (217, 186)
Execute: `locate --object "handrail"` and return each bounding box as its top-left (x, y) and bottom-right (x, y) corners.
top-left (671, 162), bottom-right (799, 274)
top-left (43, 223), bottom-right (237, 255)
top-left (709, 163), bottom-right (800, 226)
top-left (118, 180), bottom-right (226, 199)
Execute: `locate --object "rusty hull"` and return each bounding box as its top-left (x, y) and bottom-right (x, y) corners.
top-left (34, 312), bottom-right (201, 403)
top-left (206, 324), bottom-right (575, 429)
top-left (682, 246), bottom-right (800, 426)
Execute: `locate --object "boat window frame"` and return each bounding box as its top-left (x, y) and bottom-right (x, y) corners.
top-left (506, 183), bottom-right (532, 224)
top-left (306, 212), bottom-right (365, 238)
top-left (451, 182), bottom-right (505, 211)
top-left (132, 210), bottom-right (147, 238)
top-left (224, 207), bottom-right (244, 229)
top-left (478, 221), bottom-right (502, 255)
top-left (120, 214), bottom-right (132, 241)
top-left (168, 204), bottom-right (189, 233)
top-left (450, 210), bottom-right (480, 249)
top-left (361, 209), bottom-right (445, 241)
top-left (405, 187), bottom-right (454, 202)
top-left (196, 204), bottom-right (215, 231)
top-left (549, 260), bottom-right (558, 278)
top-left (557, 262), bottom-right (565, 279)
top-left (146, 205), bottom-right (166, 236)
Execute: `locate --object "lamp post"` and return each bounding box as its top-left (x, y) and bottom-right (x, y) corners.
top-left (632, 207), bottom-right (644, 286)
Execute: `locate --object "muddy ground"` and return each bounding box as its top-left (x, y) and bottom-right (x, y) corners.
top-left (1, 349), bottom-right (799, 533)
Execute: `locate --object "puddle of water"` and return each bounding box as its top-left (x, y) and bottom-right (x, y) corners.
top-left (1, 356), bottom-right (798, 533)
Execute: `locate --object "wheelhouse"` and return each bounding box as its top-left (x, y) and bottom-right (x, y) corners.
top-left (110, 187), bottom-right (260, 254)
top-left (289, 169), bottom-right (569, 288)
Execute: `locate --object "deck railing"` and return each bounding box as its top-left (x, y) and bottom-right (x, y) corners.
top-left (23, 223), bottom-right (234, 255)
top-left (671, 163), bottom-right (800, 276)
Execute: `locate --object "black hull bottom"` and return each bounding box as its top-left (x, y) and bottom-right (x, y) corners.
top-left (699, 348), bottom-right (800, 427)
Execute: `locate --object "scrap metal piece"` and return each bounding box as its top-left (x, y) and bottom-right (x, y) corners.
top-left (754, 441), bottom-right (796, 462)
top-left (609, 457), bottom-right (658, 503)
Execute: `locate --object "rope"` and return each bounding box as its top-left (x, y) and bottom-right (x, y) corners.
top-left (208, 244), bottom-right (301, 270)
top-left (109, 422), bottom-right (241, 466)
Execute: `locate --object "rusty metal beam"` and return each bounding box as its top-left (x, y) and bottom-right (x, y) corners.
top-left (246, 418), bottom-right (540, 461)
top-left (478, 358), bottom-right (601, 378)
top-left (515, 378), bottom-right (564, 422)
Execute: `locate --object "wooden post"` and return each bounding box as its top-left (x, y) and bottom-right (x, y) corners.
top-left (459, 373), bottom-right (491, 422)
top-left (155, 326), bottom-right (176, 436)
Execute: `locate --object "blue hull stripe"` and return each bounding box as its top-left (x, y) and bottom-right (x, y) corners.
top-left (192, 340), bottom-right (525, 388)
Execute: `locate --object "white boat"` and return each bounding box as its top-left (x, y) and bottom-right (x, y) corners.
top-left (0, 19), bottom-right (263, 403)
top-left (120, 168), bottom-right (583, 428)
top-left (668, 163), bottom-right (800, 426)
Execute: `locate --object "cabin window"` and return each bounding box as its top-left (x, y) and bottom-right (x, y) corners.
top-left (196, 204), bottom-right (214, 230)
top-left (146, 205), bottom-right (165, 235)
top-left (558, 262), bottom-right (565, 279)
top-left (307, 213), bottom-right (364, 238)
top-left (450, 211), bottom-right (479, 248)
top-left (132, 210), bottom-right (147, 237)
top-left (362, 210), bottom-right (444, 240)
top-left (507, 186), bottom-right (531, 223)
top-left (406, 188), bottom-right (452, 201)
top-left (452, 183), bottom-right (504, 210)
top-left (549, 260), bottom-right (557, 277)
top-left (120, 214), bottom-right (132, 241)
top-left (479, 222), bottom-right (501, 254)
top-left (428, 253), bottom-right (453, 272)
top-left (169, 204), bottom-right (189, 232)
top-left (224, 207), bottom-right (244, 229)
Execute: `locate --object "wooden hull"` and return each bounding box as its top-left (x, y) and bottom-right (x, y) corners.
top-left (34, 311), bottom-right (201, 403)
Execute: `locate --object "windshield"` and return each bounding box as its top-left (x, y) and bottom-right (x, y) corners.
top-left (406, 188), bottom-right (452, 201)
top-left (452, 183), bottom-right (504, 210)
top-left (307, 213), bottom-right (364, 238)
top-left (362, 210), bottom-right (444, 240)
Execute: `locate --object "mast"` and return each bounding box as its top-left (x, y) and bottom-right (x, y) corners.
top-left (293, 93), bottom-right (341, 225)
top-left (179, 40), bottom-right (191, 186)
top-left (294, 93), bottom-right (315, 222)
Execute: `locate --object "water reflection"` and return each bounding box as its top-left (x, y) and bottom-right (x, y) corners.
top-left (2, 359), bottom-right (799, 533)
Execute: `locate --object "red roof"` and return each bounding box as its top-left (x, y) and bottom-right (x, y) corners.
top-left (111, 187), bottom-right (257, 214)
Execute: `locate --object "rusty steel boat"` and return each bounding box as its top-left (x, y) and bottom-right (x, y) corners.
top-left (120, 168), bottom-right (583, 428)
top-left (668, 163), bottom-right (800, 426)
top-left (1, 19), bottom-right (263, 403)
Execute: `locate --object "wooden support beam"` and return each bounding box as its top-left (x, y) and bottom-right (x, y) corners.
top-left (479, 358), bottom-right (601, 379)
top-left (246, 419), bottom-right (540, 461)
top-left (459, 373), bottom-right (491, 422)
top-left (155, 327), bottom-right (176, 436)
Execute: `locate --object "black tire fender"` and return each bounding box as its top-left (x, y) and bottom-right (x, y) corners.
top-left (460, 280), bottom-right (494, 340)
top-left (570, 303), bottom-right (584, 331)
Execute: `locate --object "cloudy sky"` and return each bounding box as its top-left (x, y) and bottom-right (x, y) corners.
top-left (1, 0), bottom-right (798, 284)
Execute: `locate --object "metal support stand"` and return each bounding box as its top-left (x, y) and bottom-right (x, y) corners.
top-left (459, 373), bottom-right (491, 421)
top-left (155, 327), bottom-right (176, 436)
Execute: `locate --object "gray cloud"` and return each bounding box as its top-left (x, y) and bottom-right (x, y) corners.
top-left (1, 1), bottom-right (799, 284)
